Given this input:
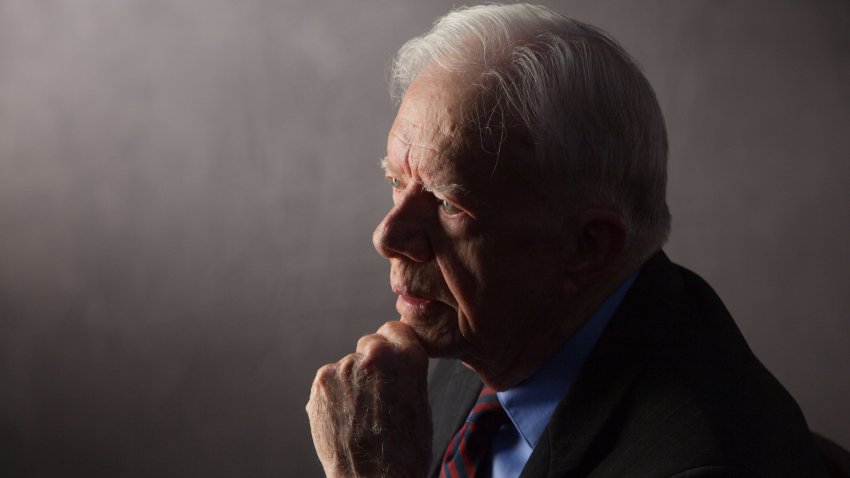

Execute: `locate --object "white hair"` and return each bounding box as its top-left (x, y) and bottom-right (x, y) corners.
top-left (390, 3), bottom-right (671, 263)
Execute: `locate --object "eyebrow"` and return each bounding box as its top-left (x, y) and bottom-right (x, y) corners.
top-left (380, 156), bottom-right (469, 197)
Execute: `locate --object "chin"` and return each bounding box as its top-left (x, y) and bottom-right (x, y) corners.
top-left (399, 315), bottom-right (464, 359)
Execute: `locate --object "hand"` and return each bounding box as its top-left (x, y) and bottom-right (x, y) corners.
top-left (306, 321), bottom-right (432, 477)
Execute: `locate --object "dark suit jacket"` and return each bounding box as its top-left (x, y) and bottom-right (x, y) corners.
top-left (427, 252), bottom-right (827, 477)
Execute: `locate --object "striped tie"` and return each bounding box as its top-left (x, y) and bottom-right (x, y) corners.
top-left (439, 386), bottom-right (509, 478)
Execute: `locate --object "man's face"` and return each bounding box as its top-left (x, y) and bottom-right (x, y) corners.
top-left (373, 70), bottom-right (574, 379)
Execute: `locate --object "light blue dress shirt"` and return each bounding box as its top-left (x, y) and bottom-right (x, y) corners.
top-left (490, 271), bottom-right (639, 478)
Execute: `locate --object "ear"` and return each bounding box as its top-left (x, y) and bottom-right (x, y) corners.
top-left (563, 209), bottom-right (627, 289)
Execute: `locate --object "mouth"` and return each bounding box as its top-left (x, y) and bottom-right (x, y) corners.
top-left (399, 293), bottom-right (434, 307)
top-left (392, 285), bottom-right (439, 310)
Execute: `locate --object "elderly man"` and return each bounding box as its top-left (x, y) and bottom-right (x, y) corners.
top-left (307, 4), bottom-right (826, 477)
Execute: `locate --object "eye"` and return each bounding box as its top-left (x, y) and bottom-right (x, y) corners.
top-left (439, 199), bottom-right (462, 215)
top-left (389, 177), bottom-right (404, 189)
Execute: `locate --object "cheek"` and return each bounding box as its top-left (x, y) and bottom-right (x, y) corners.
top-left (433, 218), bottom-right (542, 324)
top-left (465, 233), bottom-right (558, 313)
top-left (432, 229), bottom-right (485, 312)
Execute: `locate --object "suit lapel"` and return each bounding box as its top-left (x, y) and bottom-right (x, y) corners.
top-left (520, 251), bottom-right (684, 477)
top-left (427, 359), bottom-right (482, 478)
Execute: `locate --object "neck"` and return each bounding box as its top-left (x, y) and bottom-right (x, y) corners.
top-left (468, 266), bottom-right (637, 391)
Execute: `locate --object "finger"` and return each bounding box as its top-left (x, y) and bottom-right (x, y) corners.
top-left (356, 333), bottom-right (397, 372)
top-left (377, 320), bottom-right (426, 356)
top-left (310, 363), bottom-right (337, 401)
top-left (356, 333), bottom-right (391, 355)
top-left (337, 352), bottom-right (361, 378)
top-left (305, 378), bottom-right (346, 476)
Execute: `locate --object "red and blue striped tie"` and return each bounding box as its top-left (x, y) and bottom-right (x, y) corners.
top-left (439, 386), bottom-right (509, 478)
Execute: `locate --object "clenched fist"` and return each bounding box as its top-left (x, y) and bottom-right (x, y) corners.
top-left (306, 321), bottom-right (432, 477)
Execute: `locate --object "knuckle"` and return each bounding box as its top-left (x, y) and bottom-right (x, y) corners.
top-left (377, 320), bottom-right (405, 336)
top-left (358, 333), bottom-right (392, 356)
top-left (337, 353), bottom-right (361, 375)
top-left (314, 363), bottom-right (337, 387)
top-left (316, 363), bottom-right (336, 377)
top-left (362, 339), bottom-right (394, 359)
top-left (305, 399), bottom-right (315, 415)
top-left (360, 342), bottom-right (395, 371)
top-left (356, 333), bottom-right (380, 352)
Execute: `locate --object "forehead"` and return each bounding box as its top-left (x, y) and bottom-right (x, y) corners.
top-left (386, 69), bottom-right (524, 192)
top-left (387, 71), bottom-right (473, 168)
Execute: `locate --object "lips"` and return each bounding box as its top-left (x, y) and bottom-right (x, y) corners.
top-left (399, 293), bottom-right (434, 307)
top-left (391, 284), bottom-right (442, 312)
top-left (390, 263), bottom-right (451, 313)
top-left (393, 285), bottom-right (432, 303)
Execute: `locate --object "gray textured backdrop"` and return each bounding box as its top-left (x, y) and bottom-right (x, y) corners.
top-left (1, 1), bottom-right (848, 476)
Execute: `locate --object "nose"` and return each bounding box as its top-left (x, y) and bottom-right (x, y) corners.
top-left (372, 193), bottom-right (432, 263)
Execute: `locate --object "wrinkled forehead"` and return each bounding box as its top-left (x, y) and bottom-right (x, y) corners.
top-left (390, 69), bottom-right (477, 145)
top-left (388, 73), bottom-right (477, 173)
top-left (387, 68), bottom-right (531, 183)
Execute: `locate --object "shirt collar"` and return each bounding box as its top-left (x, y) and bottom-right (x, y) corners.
top-left (496, 270), bottom-right (639, 449)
